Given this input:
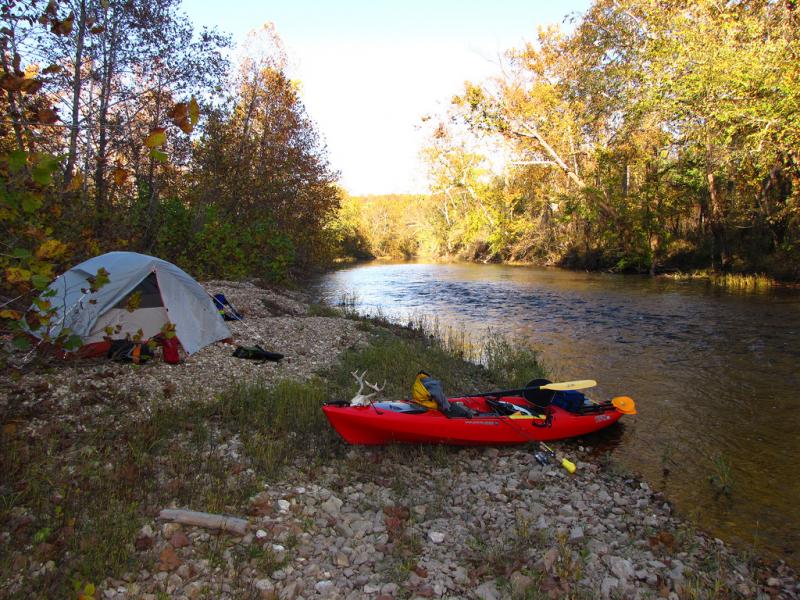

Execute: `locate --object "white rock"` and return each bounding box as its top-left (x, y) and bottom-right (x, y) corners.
top-left (255, 529), bottom-right (268, 539)
top-left (277, 499), bottom-right (291, 513)
top-left (428, 531), bottom-right (445, 544)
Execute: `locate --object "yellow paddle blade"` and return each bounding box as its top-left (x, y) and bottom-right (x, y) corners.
top-left (509, 413), bottom-right (547, 420)
top-left (541, 379), bottom-right (597, 391)
top-left (561, 458), bottom-right (577, 474)
top-left (612, 396), bottom-right (637, 415)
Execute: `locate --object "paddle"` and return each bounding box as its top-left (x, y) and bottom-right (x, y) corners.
top-left (463, 379), bottom-right (597, 399)
top-left (541, 442), bottom-right (577, 474)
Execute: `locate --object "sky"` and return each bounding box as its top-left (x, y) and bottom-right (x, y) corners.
top-left (182, 0), bottom-right (590, 195)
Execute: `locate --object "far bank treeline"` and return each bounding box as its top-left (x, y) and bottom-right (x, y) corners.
top-left (340, 1), bottom-right (800, 280)
top-left (1, 1), bottom-right (338, 306)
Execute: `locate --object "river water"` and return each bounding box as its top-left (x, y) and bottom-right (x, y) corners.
top-left (310, 262), bottom-right (800, 563)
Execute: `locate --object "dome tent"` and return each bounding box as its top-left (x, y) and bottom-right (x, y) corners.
top-left (27, 252), bottom-right (231, 356)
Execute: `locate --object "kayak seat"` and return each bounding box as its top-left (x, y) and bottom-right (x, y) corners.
top-left (442, 402), bottom-right (474, 419)
top-left (524, 378), bottom-right (556, 412)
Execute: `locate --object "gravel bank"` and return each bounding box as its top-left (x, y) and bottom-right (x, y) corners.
top-left (1, 281), bottom-right (797, 599)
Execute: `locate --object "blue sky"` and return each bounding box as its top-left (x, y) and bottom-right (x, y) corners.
top-left (182, 0), bottom-right (590, 195)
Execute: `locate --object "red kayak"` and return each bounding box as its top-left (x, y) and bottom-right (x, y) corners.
top-left (322, 395), bottom-right (625, 446)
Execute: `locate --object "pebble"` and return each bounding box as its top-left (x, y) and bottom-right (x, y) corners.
top-left (428, 531), bottom-right (445, 544)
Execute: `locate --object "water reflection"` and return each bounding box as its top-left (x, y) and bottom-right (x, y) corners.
top-left (311, 262), bottom-right (800, 562)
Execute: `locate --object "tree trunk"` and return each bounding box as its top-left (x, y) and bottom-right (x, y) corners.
top-left (64, 0), bottom-right (87, 187)
top-left (705, 158), bottom-right (727, 270)
top-left (94, 18), bottom-right (118, 230)
top-left (142, 76), bottom-right (164, 251)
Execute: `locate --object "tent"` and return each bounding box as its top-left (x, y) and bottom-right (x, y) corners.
top-left (27, 252), bottom-right (231, 357)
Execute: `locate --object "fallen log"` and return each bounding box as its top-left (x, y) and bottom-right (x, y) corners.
top-left (158, 509), bottom-right (248, 536)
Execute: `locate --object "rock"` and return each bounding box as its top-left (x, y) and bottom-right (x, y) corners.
top-left (167, 572), bottom-right (183, 591)
top-left (334, 552), bottom-right (350, 567)
top-left (417, 584), bottom-right (434, 597)
top-left (184, 582), bottom-right (205, 599)
top-left (449, 566), bottom-right (466, 585)
top-left (601, 576), bottom-right (619, 599)
top-left (363, 583), bottom-right (381, 594)
top-left (314, 580), bottom-right (334, 594)
top-left (543, 547), bottom-right (559, 573)
top-left (558, 504), bottom-right (575, 517)
top-left (670, 563), bottom-right (685, 585)
top-left (161, 522), bottom-right (181, 538)
top-left (169, 532), bottom-right (191, 548)
top-left (176, 564), bottom-right (192, 579)
top-left (510, 571), bottom-right (534, 597)
top-left (254, 579), bottom-right (275, 599)
top-left (428, 531), bottom-right (445, 544)
top-left (569, 526), bottom-right (584, 544)
top-left (475, 579), bottom-right (499, 600)
top-left (766, 577), bottom-right (781, 587)
top-left (157, 547), bottom-right (182, 572)
top-left (321, 496), bottom-right (343, 516)
top-left (278, 581), bottom-right (303, 600)
top-left (381, 582), bottom-right (399, 595)
top-left (276, 499), bottom-right (290, 513)
top-left (609, 556), bottom-right (634, 583)
top-left (534, 515), bottom-right (550, 530)
top-left (256, 529), bottom-right (268, 540)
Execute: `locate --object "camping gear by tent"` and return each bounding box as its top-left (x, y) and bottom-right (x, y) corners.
top-left (26, 251), bottom-right (231, 357)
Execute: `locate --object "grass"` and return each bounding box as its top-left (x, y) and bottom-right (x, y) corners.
top-left (663, 270), bottom-right (776, 291)
top-left (708, 453), bottom-right (735, 498)
top-left (0, 309), bottom-right (546, 598)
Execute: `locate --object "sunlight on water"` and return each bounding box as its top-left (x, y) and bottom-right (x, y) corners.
top-left (311, 262), bottom-right (800, 564)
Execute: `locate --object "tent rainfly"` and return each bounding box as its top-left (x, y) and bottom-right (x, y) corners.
top-left (27, 251), bottom-right (231, 356)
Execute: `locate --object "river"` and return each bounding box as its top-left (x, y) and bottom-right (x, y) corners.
top-left (310, 261), bottom-right (800, 564)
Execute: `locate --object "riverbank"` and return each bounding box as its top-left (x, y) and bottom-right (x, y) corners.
top-left (1, 281), bottom-right (797, 599)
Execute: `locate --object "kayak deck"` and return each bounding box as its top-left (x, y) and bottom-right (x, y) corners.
top-left (322, 395), bottom-right (623, 446)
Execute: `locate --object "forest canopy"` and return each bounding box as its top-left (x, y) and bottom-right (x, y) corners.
top-left (1, 1), bottom-right (340, 309)
top-left (339, 0), bottom-right (800, 279)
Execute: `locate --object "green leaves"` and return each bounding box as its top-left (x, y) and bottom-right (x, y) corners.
top-left (149, 149), bottom-right (168, 163)
top-left (145, 128), bottom-right (167, 149)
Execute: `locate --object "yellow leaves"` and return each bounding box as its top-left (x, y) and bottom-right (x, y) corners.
top-left (168, 96), bottom-right (200, 134)
top-left (42, 64), bottom-right (62, 75)
top-left (145, 127), bottom-right (167, 148)
top-left (113, 167), bottom-right (129, 186)
top-left (77, 582), bottom-right (96, 600)
top-left (66, 172), bottom-right (84, 192)
top-left (35, 239), bottom-right (68, 260)
top-left (5, 267), bottom-right (31, 284)
top-left (0, 309), bottom-right (22, 320)
top-left (188, 96), bottom-right (200, 127)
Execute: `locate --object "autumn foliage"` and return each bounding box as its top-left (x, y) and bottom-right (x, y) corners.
top-left (1, 3), bottom-right (340, 323)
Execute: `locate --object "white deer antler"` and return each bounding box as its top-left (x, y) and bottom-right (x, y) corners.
top-left (350, 370), bottom-right (386, 406)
